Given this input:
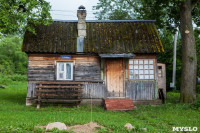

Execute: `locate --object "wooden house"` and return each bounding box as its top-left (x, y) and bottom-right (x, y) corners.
top-left (22, 6), bottom-right (166, 109)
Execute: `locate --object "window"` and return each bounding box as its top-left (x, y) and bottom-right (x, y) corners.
top-left (129, 59), bottom-right (155, 80)
top-left (57, 62), bottom-right (73, 80)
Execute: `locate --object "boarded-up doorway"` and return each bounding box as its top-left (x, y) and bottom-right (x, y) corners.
top-left (105, 59), bottom-right (124, 97)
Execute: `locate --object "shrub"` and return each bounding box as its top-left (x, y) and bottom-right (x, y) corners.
top-left (191, 98), bottom-right (200, 110)
top-left (10, 74), bottom-right (27, 81)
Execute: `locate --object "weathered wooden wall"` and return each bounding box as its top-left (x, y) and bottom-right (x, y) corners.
top-left (27, 82), bottom-right (106, 99)
top-left (82, 82), bottom-right (106, 98)
top-left (126, 80), bottom-right (155, 100)
top-left (27, 82), bottom-right (36, 97)
top-left (28, 54), bottom-right (101, 82)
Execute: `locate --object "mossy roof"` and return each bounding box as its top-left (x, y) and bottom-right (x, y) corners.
top-left (22, 20), bottom-right (164, 54)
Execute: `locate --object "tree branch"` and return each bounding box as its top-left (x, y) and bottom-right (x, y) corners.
top-left (191, 0), bottom-right (200, 10)
top-left (125, 0), bottom-right (136, 8)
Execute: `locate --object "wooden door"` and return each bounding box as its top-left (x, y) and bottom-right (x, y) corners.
top-left (106, 59), bottom-right (124, 97)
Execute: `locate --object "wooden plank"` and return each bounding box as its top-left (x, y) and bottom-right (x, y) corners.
top-left (82, 83), bottom-right (106, 98)
top-left (35, 94), bottom-right (82, 97)
top-left (35, 81), bottom-right (84, 84)
top-left (106, 59), bottom-right (124, 97)
top-left (125, 80), bottom-right (155, 100)
top-left (101, 58), bottom-right (104, 80)
top-left (35, 86), bottom-right (83, 89)
top-left (36, 90), bottom-right (82, 93)
top-left (35, 99), bottom-right (81, 102)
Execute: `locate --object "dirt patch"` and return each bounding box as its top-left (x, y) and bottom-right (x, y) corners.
top-left (35, 122), bottom-right (105, 133)
top-left (68, 122), bottom-right (104, 133)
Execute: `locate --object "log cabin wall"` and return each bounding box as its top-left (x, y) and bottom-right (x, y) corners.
top-left (27, 54), bottom-right (101, 81)
top-left (27, 54), bottom-right (106, 98)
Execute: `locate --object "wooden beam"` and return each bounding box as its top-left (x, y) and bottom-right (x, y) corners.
top-left (35, 86), bottom-right (83, 89)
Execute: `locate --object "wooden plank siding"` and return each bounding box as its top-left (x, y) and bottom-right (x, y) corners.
top-left (82, 83), bottom-right (106, 98)
top-left (27, 54), bottom-right (158, 101)
top-left (27, 54), bottom-right (101, 82)
top-left (27, 54), bottom-right (104, 99)
top-left (125, 80), bottom-right (155, 100)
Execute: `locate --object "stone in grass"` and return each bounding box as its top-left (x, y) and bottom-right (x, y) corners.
top-left (124, 123), bottom-right (135, 130)
top-left (140, 128), bottom-right (147, 132)
top-left (46, 122), bottom-right (67, 131)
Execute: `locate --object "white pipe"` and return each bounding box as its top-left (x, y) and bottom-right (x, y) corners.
top-left (171, 29), bottom-right (178, 88)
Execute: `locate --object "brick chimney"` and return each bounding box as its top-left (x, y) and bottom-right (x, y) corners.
top-left (77, 5), bottom-right (86, 52)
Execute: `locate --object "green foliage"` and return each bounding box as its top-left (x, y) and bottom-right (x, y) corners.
top-left (93, 0), bottom-right (136, 20)
top-left (195, 28), bottom-right (200, 77)
top-left (191, 98), bottom-right (200, 110)
top-left (0, 36), bottom-right (27, 77)
top-left (94, 0), bottom-right (200, 29)
top-left (0, 0), bottom-right (52, 36)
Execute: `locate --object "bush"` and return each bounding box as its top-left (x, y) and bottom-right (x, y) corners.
top-left (0, 74), bottom-right (27, 86)
top-left (10, 74), bottom-right (27, 81)
top-left (191, 98), bottom-right (200, 110)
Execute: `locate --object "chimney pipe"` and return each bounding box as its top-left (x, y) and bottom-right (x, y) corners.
top-left (77, 5), bottom-right (86, 52)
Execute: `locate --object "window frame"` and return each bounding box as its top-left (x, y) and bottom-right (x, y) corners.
top-left (128, 59), bottom-right (156, 80)
top-left (56, 61), bottom-right (74, 81)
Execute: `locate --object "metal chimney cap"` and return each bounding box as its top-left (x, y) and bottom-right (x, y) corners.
top-left (78, 5), bottom-right (85, 10)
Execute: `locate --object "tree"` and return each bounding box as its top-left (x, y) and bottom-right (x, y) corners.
top-left (0, 0), bottom-right (52, 37)
top-left (0, 36), bottom-right (27, 75)
top-left (94, 0), bottom-right (200, 103)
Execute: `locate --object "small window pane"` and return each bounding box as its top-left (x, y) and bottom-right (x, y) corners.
top-left (149, 65), bottom-right (154, 69)
top-left (144, 60), bottom-right (148, 64)
top-left (129, 60), bottom-right (133, 64)
top-left (134, 70), bottom-right (138, 74)
top-left (134, 65), bottom-right (138, 69)
top-left (139, 70), bottom-right (144, 74)
top-left (150, 70), bottom-right (154, 74)
top-left (129, 75), bottom-right (134, 79)
top-left (139, 75), bottom-right (144, 79)
top-left (139, 60), bottom-right (143, 64)
top-left (150, 75), bottom-right (154, 79)
top-left (144, 65), bottom-right (149, 69)
top-left (59, 63), bottom-right (64, 71)
top-left (59, 73), bottom-right (64, 79)
top-left (134, 74), bottom-right (139, 79)
top-left (149, 60), bottom-right (154, 64)
top-left (145, 75), bottom-right (149, 79)
top-left (144, 70), bottom-right (149, 74)
top-left (129, 70), bottom-right (133, 75)
top-left (134, 60), bottom-right (138, 64)
top-left (66, 63), bottom-right (72, 79)
top-left (139, 65), bottom-right (143, 69)
top-left (129, 65), bottom-right (133, 69)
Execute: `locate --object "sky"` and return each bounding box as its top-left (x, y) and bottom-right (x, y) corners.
top-left (46, 0), bottom-right (99, 20)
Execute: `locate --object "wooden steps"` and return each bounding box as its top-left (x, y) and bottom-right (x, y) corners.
top-left (104, 99), bottom-right (135, 111)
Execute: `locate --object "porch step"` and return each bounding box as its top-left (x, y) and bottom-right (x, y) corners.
top-left (104, 99), bottom-right (135, 111)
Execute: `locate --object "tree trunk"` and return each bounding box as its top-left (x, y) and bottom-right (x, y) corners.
top-left (180, 0), bottom-right (197, 103)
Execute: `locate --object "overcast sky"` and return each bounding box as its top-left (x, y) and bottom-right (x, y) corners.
top-left (46, 0), bottom-right (99, 20)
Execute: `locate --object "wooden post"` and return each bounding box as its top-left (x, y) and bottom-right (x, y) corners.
top-left (77, 84), bottom-right (81, 108)
top-left (101, 59), bottom-right (104, 80)
top-left (37, 84), bottom-right (42, 109)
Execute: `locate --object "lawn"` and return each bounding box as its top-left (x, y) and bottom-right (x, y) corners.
top-left (0, 80), bottom-right (200, 133)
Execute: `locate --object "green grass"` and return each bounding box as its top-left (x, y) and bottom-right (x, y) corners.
top-left (0, 80), bottom-right (200, 133)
